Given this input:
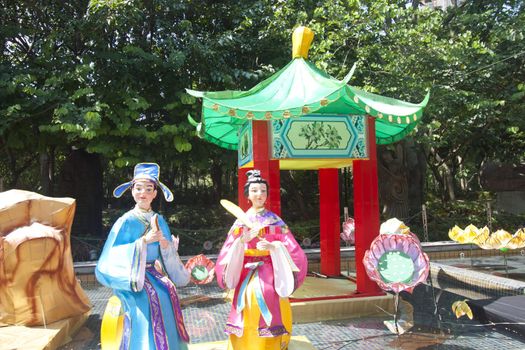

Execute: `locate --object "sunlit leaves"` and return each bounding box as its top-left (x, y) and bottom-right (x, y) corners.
top-left (1, 0), bottom-right (524, 195)
top-left (173, 136), bottom-right (192, 152)
top-left (72, 87), bottom-right (94, 101)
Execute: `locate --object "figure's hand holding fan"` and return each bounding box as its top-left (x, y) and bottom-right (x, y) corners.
top-left (150, 214), bottom-right (169, 249)
top-left (151, 214), bottom-right (160, 231)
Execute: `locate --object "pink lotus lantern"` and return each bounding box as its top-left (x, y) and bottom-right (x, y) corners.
top-left (364, 218), bottom-right (429, 335)
top-left (340, 207), bottom-right (355, 245)
top-left (340, 217), bottom-right (355, 245)
top-left (364, 219), bottom-right (429, 294)
top-left (185, 254), bottom-right (215, 285)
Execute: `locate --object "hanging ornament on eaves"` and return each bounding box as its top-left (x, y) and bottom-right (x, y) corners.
top-left (347, 87), bottom-right (426, 125)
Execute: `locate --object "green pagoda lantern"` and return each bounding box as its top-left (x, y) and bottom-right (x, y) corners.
top-left (187, 26), bottom-right (429, 295)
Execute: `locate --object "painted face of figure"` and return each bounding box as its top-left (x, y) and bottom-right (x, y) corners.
top-left (248, 182), bottom-right (267, 210)
top-left (132, 179), bottom-right (157, 210)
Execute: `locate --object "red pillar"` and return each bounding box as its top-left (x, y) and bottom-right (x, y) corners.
top-left (251, 120), bottom-right (281, 215)
top-left (352, 116), bottom-right (382, 295)
top-left (267, 160), bottom-right (281, 216)
top-left (319, 168), bottom-right (341, 276)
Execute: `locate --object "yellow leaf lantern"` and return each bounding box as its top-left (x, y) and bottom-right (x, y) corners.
top-left (452, 300), bottom-right (473, 320)
top-left (449, 224), bottom-right (525, 250)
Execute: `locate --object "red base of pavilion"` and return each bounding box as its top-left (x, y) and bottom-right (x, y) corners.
top-left (238, 118), bottom-right (382, 296)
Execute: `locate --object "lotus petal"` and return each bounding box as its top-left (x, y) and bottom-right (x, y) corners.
top-left (405, 244), bottom-right (420, 260)
top-left (396, 237), bottom-right (407, 252)
top-left (414, 254), bottom-right (426, 270)
top-left (380, 237), bottom-right (390, 248)
top-left (467, 229), bottom-right (481, 242)
top-left (380, 218), bottom-right (410, 235)
top-left (471, 226), bottom-right (491, 248)
top-left (464, 224), bottom-right (479, 233)
top-left (401, 240), bottom-right (411, 255)
top-left (506, 228), bottom-right (525, 249)
top-left (504, 239), bottom-right (525, 250)
top-left (484, 229), bottom-right (512, 250)
top-left (409, 232), bottom-right (421, 243)
top-left (448, 225), bottom-right (464, 242)
top-left (371, 242), bottom-right (385, 260)
top-left (404, 286), bottom-right (415, 294)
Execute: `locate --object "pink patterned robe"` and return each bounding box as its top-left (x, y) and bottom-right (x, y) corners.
top-left (215, 208), bottom-right (307, 337)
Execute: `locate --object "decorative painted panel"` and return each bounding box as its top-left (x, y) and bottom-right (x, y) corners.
top-left (238, 122), bottom-right (252, 168)
top-left (272, 115), bottom-right (367, 159)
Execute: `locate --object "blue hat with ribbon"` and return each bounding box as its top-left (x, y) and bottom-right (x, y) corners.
top-left (113, 162), bottom-right (174, 202)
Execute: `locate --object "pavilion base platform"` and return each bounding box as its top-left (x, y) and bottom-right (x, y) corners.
top-left (290, 276), bottom-right (395, 323)
top-left (0, 311), bottom-right (90, 350)
top-left (189, 335), bottom-right (316, 350)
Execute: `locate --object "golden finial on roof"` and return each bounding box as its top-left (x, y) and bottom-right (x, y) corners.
top-left (292, 26), bottom-right (314, 59)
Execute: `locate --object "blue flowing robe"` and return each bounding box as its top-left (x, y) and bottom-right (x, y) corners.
top-left (96, 209), bottom-right (189, 350)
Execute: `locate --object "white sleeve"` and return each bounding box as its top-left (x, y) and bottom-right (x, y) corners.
top-left (222, 237), bottom-right (244, 289)
top-left (269, 241), bottom-right (299, 297)
top-left (131, 237), bottom-right (147, 292)
top-left (160, 243), bottom-right (190, 287)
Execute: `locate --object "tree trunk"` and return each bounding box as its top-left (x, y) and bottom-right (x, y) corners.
top-left (441, 162), bottom-right (456, 201)
top-left (377, 143), bottom-right (409, 220)
top-left (425, 146), bottom-right (454, 203)
top-left (6, 149), bottom-right (19, 189)
top-left (180, 167), bottom-right (187, 192)
top-left (377, 139), bottom-right (427, 221)
top-left (5, 148), bottom-right (37, 189)
top-left (210, 161), bottom-right (223, 201)
top-left (39, 146), bottom-right (55, 196)
top-left (405, 138), bottom-right (426, 216)
top-left (57, 149), bottom-right (103, 237)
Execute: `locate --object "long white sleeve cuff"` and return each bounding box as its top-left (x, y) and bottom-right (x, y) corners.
top-left (270, 241), bottom-right (297, 297)
top-left (161, 243), bottom-right (190, 287)
top-left (223, 237), bottom-right (244, 289)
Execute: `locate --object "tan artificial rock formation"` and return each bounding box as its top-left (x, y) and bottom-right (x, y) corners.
top-left (0, 190), bottom-right (91, 326)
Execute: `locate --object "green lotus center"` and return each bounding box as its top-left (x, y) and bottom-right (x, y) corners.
top-left (191, 266), bottom-right (209, 281)
top-left (378, 251), bottom-right (414, 283)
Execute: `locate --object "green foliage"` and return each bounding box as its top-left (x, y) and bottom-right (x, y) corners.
top-left (260, 0), bottom-right (525, 201)
top-left (407, 192), bottom-right (525, 242)
top-left (1, 0), bottom-right (524, 253)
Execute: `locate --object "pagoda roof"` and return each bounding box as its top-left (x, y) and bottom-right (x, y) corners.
top-left (187, 30), bottom-right (429, 150)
